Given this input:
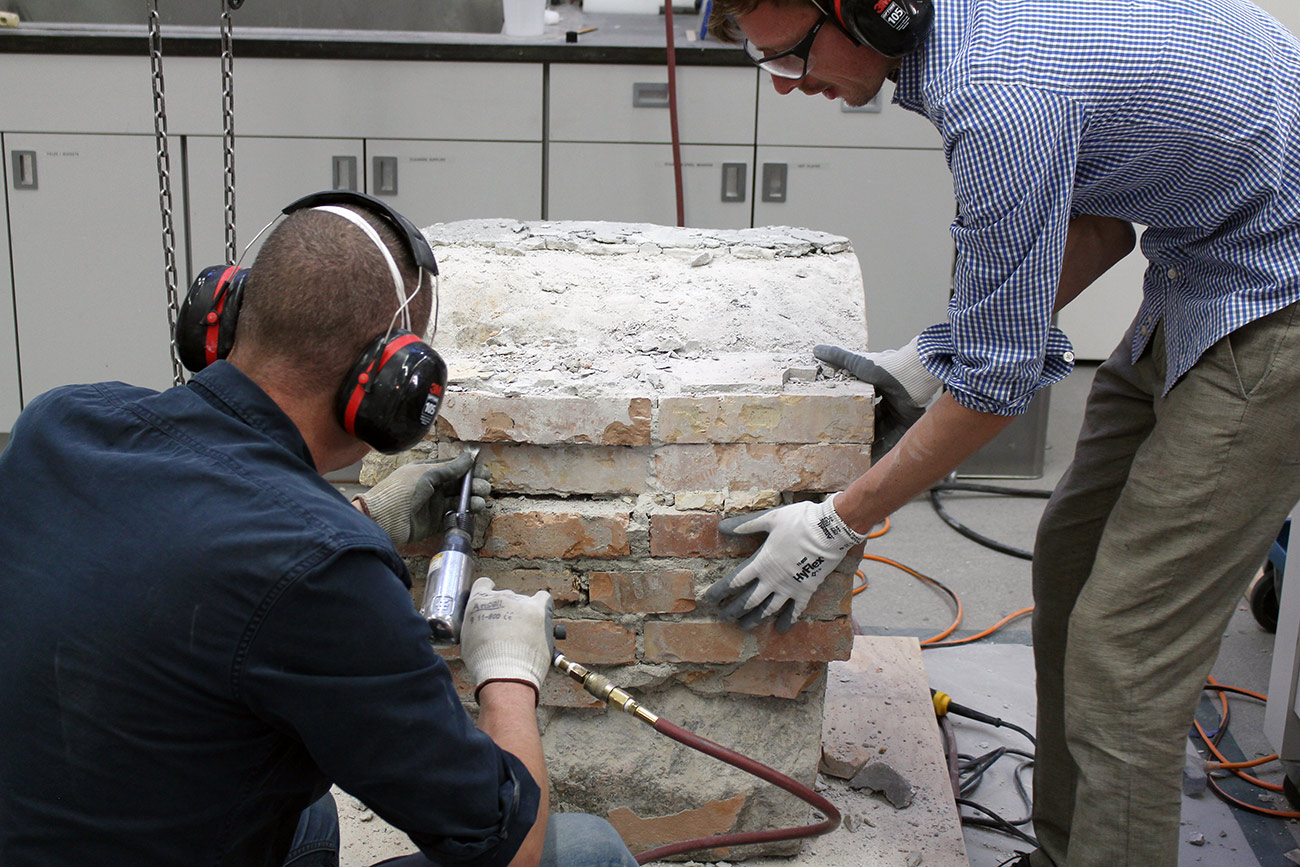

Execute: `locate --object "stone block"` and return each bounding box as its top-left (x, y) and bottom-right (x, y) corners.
top-left (659, 391), bottom-right (873, 445)
top-left (588, 570), bottom-right (696, 614)
top-left (672, 491), bottom-right (725, 512)
top-left (476, 443), bottom-right (650, 496)
top-left (754, 618), bottom-right (854, 662)
top-left (481, 507), bottom-right (631, 560)
top-left (606, 794), bottom-right (748, 859)
top-left (474, 564), bottom-right (582, 605)
top-left (648, 512), bottom-right (762, 559)
top-left (720, 660), bottom-right (825, 699)
top-left (436, 393), bottom-right (652, 446)
top-left (555, 619), bottom-right (638, 665)
top-left (643, 621), bottom-right (747, 664)
top-left (654, 443), bottom-right (872, 493)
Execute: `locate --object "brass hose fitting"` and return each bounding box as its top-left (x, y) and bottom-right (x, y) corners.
top-left (552, 652), bottom-right (659, 725)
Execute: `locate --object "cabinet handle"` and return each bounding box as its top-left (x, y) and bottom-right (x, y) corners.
top-left (761, 163), bottom-right (787, 203)
top-left (721, 162), bottom-right (747, 203)
top-left (632, 82), bottom-right (670, 108)
top-left (332, 155), bottom-right (358, 192)
top-left (373, 156), bottom-right (398, 196)
top-left (11, 150), bottom-right (37, 190)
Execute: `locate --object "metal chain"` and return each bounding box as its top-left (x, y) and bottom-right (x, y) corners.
top-left (220, 0), bottom-right (238, 263)
top-left (149, 0), bottom-right (187, 387)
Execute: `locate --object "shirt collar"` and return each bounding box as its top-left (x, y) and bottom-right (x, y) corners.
top-left (187, 361), bottom-right (317, 471)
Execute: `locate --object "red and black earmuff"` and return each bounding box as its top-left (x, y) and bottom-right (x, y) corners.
top-left (175, 189), bottom-right (448, 455)
top-left (825, 0), bottom-right (933, 58)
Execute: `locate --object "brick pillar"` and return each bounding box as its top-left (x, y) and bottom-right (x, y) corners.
top-left (363, 219), bottom-right (874, 859)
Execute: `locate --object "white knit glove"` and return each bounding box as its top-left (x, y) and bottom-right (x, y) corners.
top-left (353, 451), bottom-right (490, 546)
top-left (704, 497), bottom-right (865, 632)
top-left (460, 578), bottom-right (555, 703)
top-left (814, 335), bottom-right (943, 460)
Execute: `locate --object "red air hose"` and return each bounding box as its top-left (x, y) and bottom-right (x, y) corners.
top-left (634, 718), bottom-right (842, 863)
top-left (663, 1), bottom-right (686, 226)
top-left (551, 654), bottom-right (841, 863)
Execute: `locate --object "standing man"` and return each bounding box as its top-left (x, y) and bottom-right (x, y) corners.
top-left (703, 2), bottom-right (1300, 865)
top-left (0, 192), bottom-right (635, 867)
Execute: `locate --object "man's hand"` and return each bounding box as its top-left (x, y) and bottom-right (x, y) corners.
top-left (814, 336), bottom-right (943, 461)
top-left (353, 450), bottom-right (491, 546)
top-left (703, 497), bottom-right (865, 632)
top-left (460, 577), bottom-right (555, 703)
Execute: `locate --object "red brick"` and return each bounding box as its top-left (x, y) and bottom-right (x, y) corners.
top-left (643, 621), bottom-right (747, 663)
top-left (436, 393), bottom-right (651, 446)
top-left (648, 513), bottom-right (762, 559)
top-left (720, 660), bottom-right (826, 699)
top-left (555, 619), bottom-right (637, 665)
top-left (654, 443), bottom-right (872, 492)
top-left (659, 392), bottom-right (873, 445)
top-left (754, 618), bottom-right (854, 662)
top-left (803, 570), bottom-right (854, 619)
top-left (481, 510), bottom-right (630, 559)
top-left (477, 443), bottom-right (650, 496)
top-left (473, 564), bottom-right (582, 605)
top-left (588, 570), bottom-right (696, 614)
top-left (607, 794), bottom-right (747, 858)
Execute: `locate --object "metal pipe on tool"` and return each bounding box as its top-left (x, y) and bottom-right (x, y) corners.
top-left (421, 448), bottom-right (479, 645)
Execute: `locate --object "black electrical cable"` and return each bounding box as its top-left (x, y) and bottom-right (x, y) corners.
top-left (928, 481), bottom-right (1053, 561)
top-left (955, 798), bottom-right (1040, 847)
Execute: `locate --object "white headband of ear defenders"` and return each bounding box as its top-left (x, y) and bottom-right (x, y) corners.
top-left (312, 205), bottom-right (413, 331)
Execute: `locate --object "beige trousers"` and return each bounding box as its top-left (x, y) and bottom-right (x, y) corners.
top-left (1029, 301), bottom-right (1300, 866)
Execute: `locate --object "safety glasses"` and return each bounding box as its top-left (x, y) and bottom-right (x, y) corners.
top-left (742, 12), bottom-right (828, 80)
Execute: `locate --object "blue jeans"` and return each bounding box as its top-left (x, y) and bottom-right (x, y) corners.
top-left (283, 792), bottom-right (638, 867)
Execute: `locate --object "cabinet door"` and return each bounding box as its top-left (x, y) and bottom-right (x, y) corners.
top-left (753, 146), bottom-right (955, 350)
top-left (0, 158), bottom-right (19, 431)
top-left (185, 136), bottom-right (365, 272)
top-left (550, 64), bottom-right (757, 145)
top-left (366, 139), bottom-right (542, 225)
top-left (548, 142), bottom-right (753, 229)
top-left (757, 85), bottom-right (939, 149)
top-left (6, 133), bottom-right (179, 402)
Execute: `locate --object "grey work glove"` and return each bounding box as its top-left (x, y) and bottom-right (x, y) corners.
top-left (704, 497), bottom-right (865, 632)
top-left (353, 450), bottom-right (491, 546)
top-left (814, 335), bottom-right (943, 461)
top-left (460, 577), bottom-right (556, 703)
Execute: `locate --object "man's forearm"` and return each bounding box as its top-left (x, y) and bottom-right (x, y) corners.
top-left (834, 216), bottom-right (1134, 531)
top-left (1055, 215), bottom-right (1136, 312)
top-left (477, 682), bottom-right (549, 867)
top-left (834, 393), bottom-right (1015, 534)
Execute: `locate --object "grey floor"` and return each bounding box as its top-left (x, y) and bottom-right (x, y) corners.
top-left (854, 361), bottom-right (1299, 865)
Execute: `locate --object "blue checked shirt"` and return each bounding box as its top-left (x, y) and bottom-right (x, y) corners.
top-left (892, 0), bottom-right (1300, 414)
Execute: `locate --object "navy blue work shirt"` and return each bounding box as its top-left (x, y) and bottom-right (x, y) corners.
top-left (0, 361), bottom-right (539, 866)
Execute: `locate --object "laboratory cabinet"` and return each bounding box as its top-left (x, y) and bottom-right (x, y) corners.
top-left (4, 132), bottom-right (182, 405)
top-left (755, 85), bottom-right (955, 351)
top-left (547, 63), bottom-right (759, 228)
top-left (0, 174), bottom-right (18, 431)
top-left (185, 136), bottom-right (367, 270)
top-left (549, 142), bottom-right (754, 228)
top-left (752, 145), bottom-right (955, 351)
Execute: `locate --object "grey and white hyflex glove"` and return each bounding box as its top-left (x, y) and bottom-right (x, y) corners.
top-left (814, 335), bottom-right (943, 461)
top-left (353, 451), bottom-right (491, 546)
top-left (704, 497), bottom-right (865, 632)
top-left (460, 577), bottom-right (555, 703)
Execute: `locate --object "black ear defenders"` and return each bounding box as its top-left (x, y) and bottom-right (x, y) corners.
top-left (175, 190), bottom-right (448, 455)
top-left (824, 0), bottom-right (933, 58)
